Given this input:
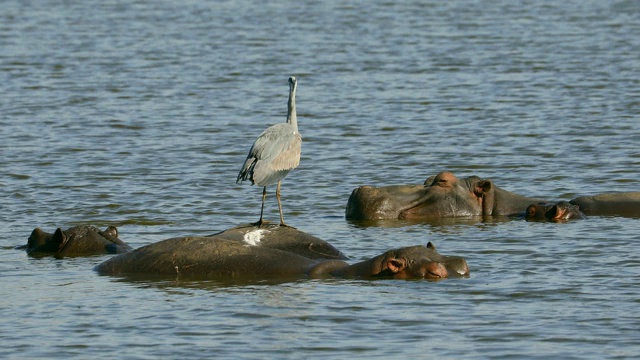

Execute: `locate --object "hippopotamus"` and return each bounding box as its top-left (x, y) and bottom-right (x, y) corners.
top-left (525, 201), bottom-right (586, 221)
top-left (94, 224), bottom-right (469, 281)
top-left (19, 225), bottom-right (132, 258)
top-left (570, 192), bottom-right (640, 218)
top-left (346, 171), bottom-right (543, 220)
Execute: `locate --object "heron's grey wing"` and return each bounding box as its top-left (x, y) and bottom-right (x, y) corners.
top-left (237, 123), bottom-right (301, 184)
top-left (252, 124), bottom-right (301, 170)
top-left (237, 151), bottom-right (257, 183)
top-left (270, 131), bottom-right (301, 171)
top-left (247, 125), bottom-right (300, 185)
top-left (237, 129), bottom-right (270, 183)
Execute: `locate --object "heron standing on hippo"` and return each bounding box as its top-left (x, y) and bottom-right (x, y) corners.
top-left (237, 76), bottom-right (301, 227)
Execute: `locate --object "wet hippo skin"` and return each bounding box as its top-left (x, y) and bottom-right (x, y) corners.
top-left (205, 223), bottom-right (347, 260)
top-left (570, 192), bottom-right (640, 218)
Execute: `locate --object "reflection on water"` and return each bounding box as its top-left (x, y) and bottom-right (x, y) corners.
top-left (2, 0), bottom-right (639, 358)
top-left (106, 274), bottom-right (309, 289)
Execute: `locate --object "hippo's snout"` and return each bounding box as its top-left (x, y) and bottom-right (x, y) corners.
top-left (446, 258), bottom-right (470, 276)
top-left (425, 262), bottom-right (448, 279)
top-left (346, 186), bottom-right (382, 219)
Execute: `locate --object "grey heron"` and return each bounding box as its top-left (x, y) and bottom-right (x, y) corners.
top-left (236, 76), bottom-right (301, 226)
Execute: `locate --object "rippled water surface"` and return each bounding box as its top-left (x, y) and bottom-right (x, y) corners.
top-left (2, 0), bottom-right (639, 358)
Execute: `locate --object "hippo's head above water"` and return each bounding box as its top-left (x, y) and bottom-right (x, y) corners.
top-left (346, 171), bottom-right (542, 220)
top-left (24, 225), bottom-right (131, 257)
top-left (525, 201), bottom-right (586, 221)
top-left (331, 242), bottom-right (469, 280)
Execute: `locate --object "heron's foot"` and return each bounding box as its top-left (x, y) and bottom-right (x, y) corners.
top-left (251, 219), bottom-right (264, 228)
top-left (278, 222), bottom-right (294, 228)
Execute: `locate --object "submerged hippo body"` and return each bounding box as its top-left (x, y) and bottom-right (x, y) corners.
top-left (570, 192), bottom-right (640, 218)
top-left (525, 201), bottom-right (586, 221)
top-left (95, 224), bottom-right (469, 281)
top-left (346, 172), bottom-right (543, 220)
top-left (22, 225), bottom-right (132, 258)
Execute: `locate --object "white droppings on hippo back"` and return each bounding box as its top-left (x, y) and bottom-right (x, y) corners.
top-left (243, 229), bottom-right (269, 246)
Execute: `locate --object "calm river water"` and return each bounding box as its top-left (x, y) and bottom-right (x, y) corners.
top-left (2, 0), bottom-right (639, 358)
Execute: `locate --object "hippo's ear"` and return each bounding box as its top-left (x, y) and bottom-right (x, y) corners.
top-left (104, 226), bottom-right (118, 238)
top-left (386, 258), bottom-right (407, 274)
top-left (51, 228), bottom-right (67, 250)
top-left (423, 175), bottom-right (436, 186)
top-left (27, 227), bottom-right (48, 250)
top-left (547, 205), bottom-right (560, 219)
top-left (525, 204), bottom-right (538, 218)
top-left (474, 180), bottom-right (492, 196)
top-left (426, 242), bottom-right (436, 251)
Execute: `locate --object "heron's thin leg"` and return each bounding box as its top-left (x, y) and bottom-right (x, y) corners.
top-left (276, 180), bottom-right (287, 226)
top-left (254, 186), bottom-right (267, 227)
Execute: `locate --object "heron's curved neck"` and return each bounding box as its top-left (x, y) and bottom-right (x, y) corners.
top-left (286, 84), bottom-right (297, 130)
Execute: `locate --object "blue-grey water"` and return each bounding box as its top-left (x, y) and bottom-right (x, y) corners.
top-left (2, 0), bottom-right (639, 358)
